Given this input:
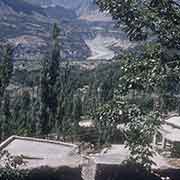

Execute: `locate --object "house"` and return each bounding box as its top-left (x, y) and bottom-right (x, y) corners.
top-left (0, 136), bottom-right (179, 180)
top-left (81, 144), bottom-right (174, 180)
top-left (153, 116), bottom-right (180, 153)
top-left (0, 136), bottom-right (80, 169)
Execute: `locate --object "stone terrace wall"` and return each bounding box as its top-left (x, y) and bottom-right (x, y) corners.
top-left (0, 166), bottom-right (83, 180)
top-left (95, 164), bottom-right (161, 180)
top-left (81, 158), bottom-right (96, 180)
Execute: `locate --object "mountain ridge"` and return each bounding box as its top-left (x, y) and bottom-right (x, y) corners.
top-left (0, 0), bottom-right (45, 15)
top-left (0, 0), bottom-right (132, 61)
top-left (0, 0), bottom-right (91, 60)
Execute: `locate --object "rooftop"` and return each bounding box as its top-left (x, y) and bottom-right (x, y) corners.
top-left (0, 136), bottom-right (80, 169)
top-left (89, 145), bottom-right (178, 170)
top-left (92, 145), bottom-right (129, 165)
top-left (160, 124), bottom-right (180, 142)
top-left (158, 116), bottom-right (180, 142)
top-left (165, 116), bottom-right (180, 129)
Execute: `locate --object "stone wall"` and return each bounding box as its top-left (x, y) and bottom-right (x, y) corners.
top-left (81, 157), bottom-right (96, 180)
top-left (95, 164), bottom-right (160, 180)
top-left (0, 166), bottom-right (83, 180)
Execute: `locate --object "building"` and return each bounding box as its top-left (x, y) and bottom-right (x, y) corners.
top-left (81, 144), bottom-right (175, 180)
top-left (0, 135), bottom-right (179, 180)
top-left (0, 136), bottom-right (80, 169)
top-left (153, 116), bottom-right (180, 153)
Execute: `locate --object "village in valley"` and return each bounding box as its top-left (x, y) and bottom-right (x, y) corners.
top-left (0, 0), bottom-right (180, 180)
top-left (1, 114), bottom-right (180, 180)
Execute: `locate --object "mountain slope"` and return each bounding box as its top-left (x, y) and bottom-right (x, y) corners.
top-left (52, 0), bottom-right (111, 22)
top-left (0, 0), bottom-right (45, 15)
top-left (0, 0), bottom-right (90, 60)
top-left (0, 0), bottom-right (132, 61)
top-left (44, 5), bottom-right (77, 20)
top-left (24, 0), bottom-right (53, 6)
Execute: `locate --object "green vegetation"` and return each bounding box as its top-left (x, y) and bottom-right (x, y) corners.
top-left (96, 0), bottom-right (180, 171)
top-left (0, 23), bottom-right (120, 141)
top-left (0, 0), bottom-right (180, 176)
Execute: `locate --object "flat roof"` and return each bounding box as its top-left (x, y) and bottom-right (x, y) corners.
top-left (92, 145), bottom-right (129, 165)
top-left (160, 124), bottom-right (180, 142)
top-left (89, 145), bottom-right (177, 169)
top-left (165, 116), bottom-right (180, 129)
top-left (0, 136), bottom-right (80, 169)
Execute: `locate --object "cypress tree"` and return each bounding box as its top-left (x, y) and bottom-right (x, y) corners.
top-left (48, 23), bottom-right (61, 129)
top-left (0, 44), bottom-right (13, 101)
top-left (71, 93), bottom-right (82, 141)
top-left (55, 63), bottom-right (76, 140)
top-left (1, 91), bottom-right (12, 140)
top-left (72, 93), bottom-right (82, 128)
top-left (49, 23), bottom-right (60, 86)
top-left (38, 58), bottom-right (50, 136)
top-left (0, 44), bottom-right (13, 140)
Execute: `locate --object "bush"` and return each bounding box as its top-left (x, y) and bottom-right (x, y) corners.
top-left (0, 166), bottom-right (82, 180)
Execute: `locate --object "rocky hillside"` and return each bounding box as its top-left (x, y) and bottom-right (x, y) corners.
top-left (27, 0), bottom-right (110, 21)
top-left (51, 0), bottom-right (111, 21)
top-left (0, 0), bottom-right (91, 60)
top-left (0, 0), bottom-right (132, 61)
top-left (0, 0), bottom-right (45, 15)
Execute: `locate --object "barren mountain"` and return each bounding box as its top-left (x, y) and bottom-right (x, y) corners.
top-left (0, 0), bottom-right (132, 61)
top-left (0, 0), bottom-right (91, 60)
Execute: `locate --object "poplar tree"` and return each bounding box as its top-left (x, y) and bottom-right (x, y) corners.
top-left (71, 93), bottom-right (82, 139)
top-left (38, 58), bottom-right (50, 136)
top-left (0, 44), bottom-right (13, 101)
top-left (55, 63), bottom-right (74, 140)
top-left (0, 44), bottom-right (13, 140)
top-left (45, 23), bottom-right (61, 131)
top-left (1, 92), bottom-right (12, 140)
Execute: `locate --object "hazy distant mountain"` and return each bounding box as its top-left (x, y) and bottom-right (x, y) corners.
top-left (0, 0), bottom-right (45, 15)
top-left (0, 0), bottom-right (131, 61)
top-left (52, 0), bottom-right (85, 10)
top-left (44, 5), bottom-right (77, 20)
top-left (0, 0), bottom-right (91, 60)
top-left (24, 0), bottom-right (53, 6)
top-left (51, 0), bottom-right (111, 22)
top-left (30, 0), bottom-right (107, 21)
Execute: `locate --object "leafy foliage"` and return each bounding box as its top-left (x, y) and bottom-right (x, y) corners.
top-left (125, 106), bottom-right (160, 171)
top-left (96, 0), bottom-right (180, 170)
top-left (96, 0), bottom-right (180, 48)
top-left (93, 102), bottom-right (123, 146)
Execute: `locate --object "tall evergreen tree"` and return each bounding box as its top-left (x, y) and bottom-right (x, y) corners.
top-left (49, 23), bottom-right (60, 86)
top-left (30, 87), bottom-right (37, 136)
top-left (72, 93), bottom-right (82, 125)
top-left (55, 63), bottom-right (78, 140)
top-left (71, 92), bottom-right (82, 139)
top-left (38, 58), bottom-right (50, 136)
top-left (100, 69), bottom-right (114, 103)
top-left (1, 92), bottom-right (12, 140)
top-left (0, 44), bottom-right (13, 101)
top-left (0, 44), bottom-right (13, 140)
top-left (48, 23), bottom-right (61, 128)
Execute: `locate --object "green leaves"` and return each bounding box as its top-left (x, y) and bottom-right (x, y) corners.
top-left (125, 105), bottom-right (161, 171)
top-left (96, 0), bottom-right (180, 168)
top-left (96, 0), bottom-right (180, 49)
top-left (93, 102), bottom-right (124, 146)
top-left (119, 43), bottom-right (180, 96)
